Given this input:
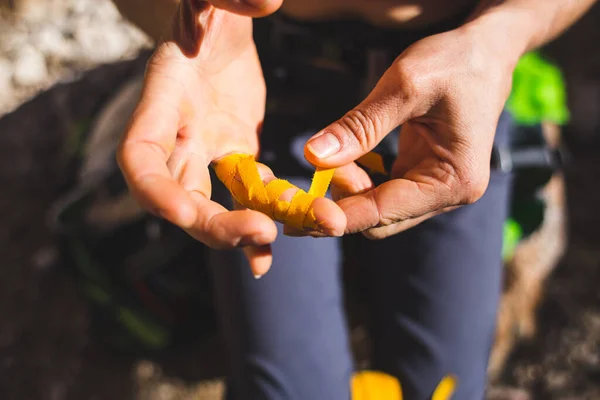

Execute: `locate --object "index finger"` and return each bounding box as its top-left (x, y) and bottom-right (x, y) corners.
top-left (117, 98), bottom-right (198, 229)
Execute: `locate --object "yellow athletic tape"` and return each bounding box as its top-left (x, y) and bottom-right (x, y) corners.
top-left (213, 153), bottom-right (334, 230)
top-left (357, 152), bottom-right (388, 176)
top-left (351, 371), bottom-right (403, 400)
top-left (351, 371), bottom-right (457, 400)
top-left (432, 375), bottom-right (457, 400)
top-left (213, 151), bottom-right (387, 230)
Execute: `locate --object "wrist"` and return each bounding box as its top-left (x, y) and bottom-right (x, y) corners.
top-left (458, 5), bottom-right (539, 69)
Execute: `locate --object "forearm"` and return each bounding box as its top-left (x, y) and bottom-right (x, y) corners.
top-left (112, 0), bottom-right (179, 42)
top-left (462, 0), bottom-right (597, 65)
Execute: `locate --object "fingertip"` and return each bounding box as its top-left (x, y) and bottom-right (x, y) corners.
top-left (258, 221), bottom-right (278, 244)
top-left (212, 208), bottom-right (277, 248)
top-left (244, 209), bottom-right (278, 244)
top-left (244, 244), bottom-right (272, 277)
top-left (311, 197), bottom-right (346, 237)
top-left (303, 129), bottom-right (351, 168)
top-left (303, 139), bottom-right (331, 168)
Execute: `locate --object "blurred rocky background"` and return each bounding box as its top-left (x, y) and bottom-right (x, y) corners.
top-left (0, 0), bottom-right (150, 114)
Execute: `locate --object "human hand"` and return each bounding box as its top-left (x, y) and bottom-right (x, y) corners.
top-left (207, 0), bottom-right (284, 17)
top-left (304, 26), bottom-right (520, 239)
top-left (117, 1), bottom-right (343, 276)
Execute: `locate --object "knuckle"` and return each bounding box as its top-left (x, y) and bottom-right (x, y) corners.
top-left (195, 235), bottom-right (227, 250)
top-left (338, 108), bottom-right (379, 150)
top-left (115, 142), bottom-right (146, 183)
top-left (417, 158), bottom-right (486, 207)
top-left (196, 225), bottom-right (229, 250)
top-left (391, 58), bottom-right (422, 102)
top-left (348, 181), bottom-right (372, 195)
top-left (368, 190), bottom-right (398, 228)
top-left (460, 169), bottom-right (489, 204)
top-left (423, 159), bottom-right (461, 205)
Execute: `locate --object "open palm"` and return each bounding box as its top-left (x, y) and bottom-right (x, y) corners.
top-left (117, 5), bottom-right (274, 274)
top-left (118, 3), bottom-right (344, 275)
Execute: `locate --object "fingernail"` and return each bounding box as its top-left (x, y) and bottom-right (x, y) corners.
top-left (307, 132), bottom-right (341, 159)
top-left (254, 274), bottom-right (263, 279)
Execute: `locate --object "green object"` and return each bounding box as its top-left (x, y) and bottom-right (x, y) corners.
top-left (507, 52), bottom-right (570, 126)
top-left (502, 218), bottom-right (523, 261)
top-left (118, 307), bottom-right (170, 350)
top-left (502, 53), bottom-right (568, 258)
top-left (84, 283), bottom-right (112, 305)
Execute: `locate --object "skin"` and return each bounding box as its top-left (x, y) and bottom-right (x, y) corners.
top-left (115, 0), bottom-right (597, 275)
top-left (112, 0), bottom-right (179, 42)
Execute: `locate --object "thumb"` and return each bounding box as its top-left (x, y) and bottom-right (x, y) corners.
top-left (208, 0), bottom-right (283, 17)
top-left (304, 65), bottom-right (420, 168)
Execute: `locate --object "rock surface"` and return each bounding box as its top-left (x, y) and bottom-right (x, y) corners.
top-left (0, 0), bottom-right (151, 116)
top-left (12, 45), bottom-right (48, 86)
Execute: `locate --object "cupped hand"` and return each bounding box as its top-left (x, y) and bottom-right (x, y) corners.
top-left (304, 27), bottom-right (518, 239)
top-left (117, 1), bottom-right (343, 276)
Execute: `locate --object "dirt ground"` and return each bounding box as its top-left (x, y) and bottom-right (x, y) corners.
top-left (1, 3), bottom-right (600, 400)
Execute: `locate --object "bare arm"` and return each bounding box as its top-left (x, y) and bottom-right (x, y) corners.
top-left (464, 0), bottom-right (598, 66)
top-left (111, 0), bottom-right (179, 42)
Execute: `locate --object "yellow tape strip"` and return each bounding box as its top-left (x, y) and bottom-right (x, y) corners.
top-left (213, 153), bottom-right (335, 230)
top-left (351, 371), bottom-right (457, 400)
top-left (357, 152), bottom-right (388, 176)
top-left (431, 375), bottom-right (457, 400)
top-left (213, 151), bottom-right (387, 230)
top-left (351, 371), bottom-right (403, 400)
